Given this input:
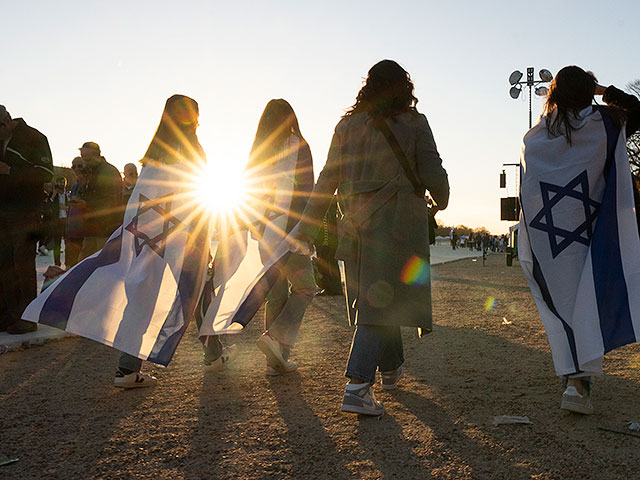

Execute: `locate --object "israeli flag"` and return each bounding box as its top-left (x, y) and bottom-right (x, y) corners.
top-left (22, 162), bottom-right (209, 366)
top-left (519, 107), bottom-right (640, 376)
top-left (196, 136), bottom-right (302, 336)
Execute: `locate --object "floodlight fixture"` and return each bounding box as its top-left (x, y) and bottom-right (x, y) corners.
top-left (509, 70), bottom-right (523, 85)
top-left (535, 86), bottom-right (548, 96)
top-left (539, 69), bottom-right (553, 82)
top-left (510, 86), bottom-right (522, 99)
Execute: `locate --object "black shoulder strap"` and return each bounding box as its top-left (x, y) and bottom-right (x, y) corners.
top-left (373, 118), bottom-right (425, 198)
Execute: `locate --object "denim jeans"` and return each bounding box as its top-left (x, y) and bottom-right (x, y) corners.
top-left (345, 324), bottom-right (405, 384)
top-left (117, 335), bottom-right (224, 372)
top-left (265, 253), bottom-right (316, 353)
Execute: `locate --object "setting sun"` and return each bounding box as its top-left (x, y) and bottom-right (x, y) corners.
top-left (193, 158), bottom-right (250, 216)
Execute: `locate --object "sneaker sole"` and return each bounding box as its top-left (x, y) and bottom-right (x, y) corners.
top-left (256, 337), bottom-right (286, 369)
top-left (561, 399), bottom-right (593, 414)
top-left (341, 404), bottom-right (385, 416)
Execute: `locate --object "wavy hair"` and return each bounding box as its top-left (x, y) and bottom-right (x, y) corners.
top-left (344, 60), bottom-right (418, 118)
top-left (544, 66), bottom-right (598, 145)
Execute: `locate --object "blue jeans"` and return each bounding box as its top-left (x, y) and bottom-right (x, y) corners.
top-left (265, 253), bottom-right (316, 354)
top-left (345, 324), bottom-right (405, 384)
top-left (118, 335), bottom-right (224, 372)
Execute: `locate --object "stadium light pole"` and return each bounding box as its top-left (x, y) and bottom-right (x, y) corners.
top-left (509, 67), bottom-right (553, 128)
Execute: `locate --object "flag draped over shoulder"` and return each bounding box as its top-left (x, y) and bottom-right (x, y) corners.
top-left (196, 136), bottom-right (302, 336)
top-left (519, 106), bottom-right (640, 376)
top-left (22, 162), bottom-right (209, 366)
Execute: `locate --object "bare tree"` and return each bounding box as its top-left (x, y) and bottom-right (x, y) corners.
top-left (627, 80), bottom-right (640, 175)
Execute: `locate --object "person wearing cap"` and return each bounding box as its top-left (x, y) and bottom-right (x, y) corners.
top-left (76, 141), bottom-right (123, 259)
top-left (0, 105), bottom-right (54, 334)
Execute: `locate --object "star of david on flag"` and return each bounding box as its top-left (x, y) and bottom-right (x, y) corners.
top-left (125, 193), bottom-right (182, 258)
top-left (529, 170), bottom-right (600, 258)
top-left (20, 163), bottom-right (209, 366)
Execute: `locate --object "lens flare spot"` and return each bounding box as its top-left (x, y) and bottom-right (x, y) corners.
top-left (367, 280), bottom-right (394, 308)
top-left (400, 255), bottom-right (429, 285)
top-left (484, 296), bottom-right (497, 312)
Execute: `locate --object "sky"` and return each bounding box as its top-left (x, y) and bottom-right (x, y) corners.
top-left (2, 0), bottom-right (638, 234)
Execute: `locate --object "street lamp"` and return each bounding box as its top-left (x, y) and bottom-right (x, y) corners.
top-left (509, 67), bottom-right (553, 128)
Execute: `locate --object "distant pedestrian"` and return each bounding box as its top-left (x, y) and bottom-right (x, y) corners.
top-left (49, 176), bottom-right (68, 266)
top-left (0, 105), bottom-right (53, 334)
top-left (66, 157), bottom-right (88, 268)
top-left (122, 162), bottom-right (138, 205)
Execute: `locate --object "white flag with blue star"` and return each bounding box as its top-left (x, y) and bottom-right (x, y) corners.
top-left (21, 162), bottom-right (209, 366)
top-left (519, 106), bottom-right (640, 376)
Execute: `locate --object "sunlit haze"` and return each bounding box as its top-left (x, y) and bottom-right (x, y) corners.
top-left (3, 0), bottom-right (638, 234)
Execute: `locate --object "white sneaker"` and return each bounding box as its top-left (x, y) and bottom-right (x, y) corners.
top-left (561, 386), bottom-right (593, 414)
top-left (256, 332), bottom-right (287, 370)
top-left (341, 383), bottom-right (385, 416)
top-left (266, 361), bottom-right (298, 376)
top-left (204, 345), bottom-right (238, 372)
top-left (381, 366), bottom-right (403, 390)
top-left (114, 371), bottom-right (157, 389)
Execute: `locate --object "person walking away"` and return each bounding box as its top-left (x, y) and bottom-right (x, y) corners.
top-left (297, 60), bottom-right (449, 415)
top-left (0, 105), bottom-right (54, 334)
top-left (113, 95), bottom-right (236, 388)
top-left (519, 66), bottom-right (640, 414)
top-left (248, 99), bottom-right (317, 376)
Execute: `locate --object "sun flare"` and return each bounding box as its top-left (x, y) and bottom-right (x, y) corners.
top-left (193, 159), bottom-right (249, 217)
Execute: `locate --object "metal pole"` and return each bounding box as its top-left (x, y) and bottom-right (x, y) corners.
top-left (528, 84), bottom-right (532, 129)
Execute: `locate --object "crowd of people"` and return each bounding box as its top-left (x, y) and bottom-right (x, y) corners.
top-left (447, 229), bottom-right (508, 252)
top-left (0, 120), bottom-right (139, 335)
top-left (2, 60), bottom-right (640, 418)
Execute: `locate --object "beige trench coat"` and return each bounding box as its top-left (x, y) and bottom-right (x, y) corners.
top-left (300, 111), bottom-right (449, 331)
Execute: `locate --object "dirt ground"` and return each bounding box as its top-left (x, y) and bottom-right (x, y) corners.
top-left (1, 254), bottom-right (639, 479)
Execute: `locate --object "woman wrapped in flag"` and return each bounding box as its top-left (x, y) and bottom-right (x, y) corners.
top-left (113, 95), bottom-right (240, 387)
top-left (247, 99), bottom-right (317, 376)
top-left (519, 66), bottom-right (640, 414)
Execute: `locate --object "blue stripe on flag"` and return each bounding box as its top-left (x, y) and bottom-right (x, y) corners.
top-left (147, 222), bottom-right (209, 365)
top-left (230, 252), bottom-right (290, 328)
top-left (591, 112), bottom-right (636, 352)
top-left (39, 232), bottom-right (123, 330)
top-left (520, 204), bottom-right (581, 372)
top-left (531, 251), bottom-right (581, 373)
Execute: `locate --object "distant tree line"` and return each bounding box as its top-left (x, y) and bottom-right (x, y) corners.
top-left (627, 80), bottom-right (640, 176)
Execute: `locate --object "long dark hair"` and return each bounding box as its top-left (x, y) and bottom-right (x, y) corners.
top-left (142, 94), bottom-right (204, 165)
top-left (544, 66), bottom-right (598, 145)
top-left (344, 60), bottom-right (418, 118)
top-left (248, 99), bottom-right (306, 171)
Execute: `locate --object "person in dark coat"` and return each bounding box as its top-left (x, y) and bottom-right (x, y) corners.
top-left (0, 105), bottom-right (54, 334)
top-left (65, 157), bottom-right (89, 268)
top-left (298, 60), bottom-right (449, 415)
top-left (75, 142), bottom-right (123, 260)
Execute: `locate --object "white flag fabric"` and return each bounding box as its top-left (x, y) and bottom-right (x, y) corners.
top-left (22, 162), bottom-right (209, 366)
top-left (196, 136), bottom-right (302, 336)
top-left (519, 106), bottom-right (640, 376)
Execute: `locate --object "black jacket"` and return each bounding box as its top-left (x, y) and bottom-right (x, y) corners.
top-left (0, 118), bottom-right (54, 219)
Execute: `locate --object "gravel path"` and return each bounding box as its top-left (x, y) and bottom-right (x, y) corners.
top-left (1, 254), bottom-right (639, 479)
